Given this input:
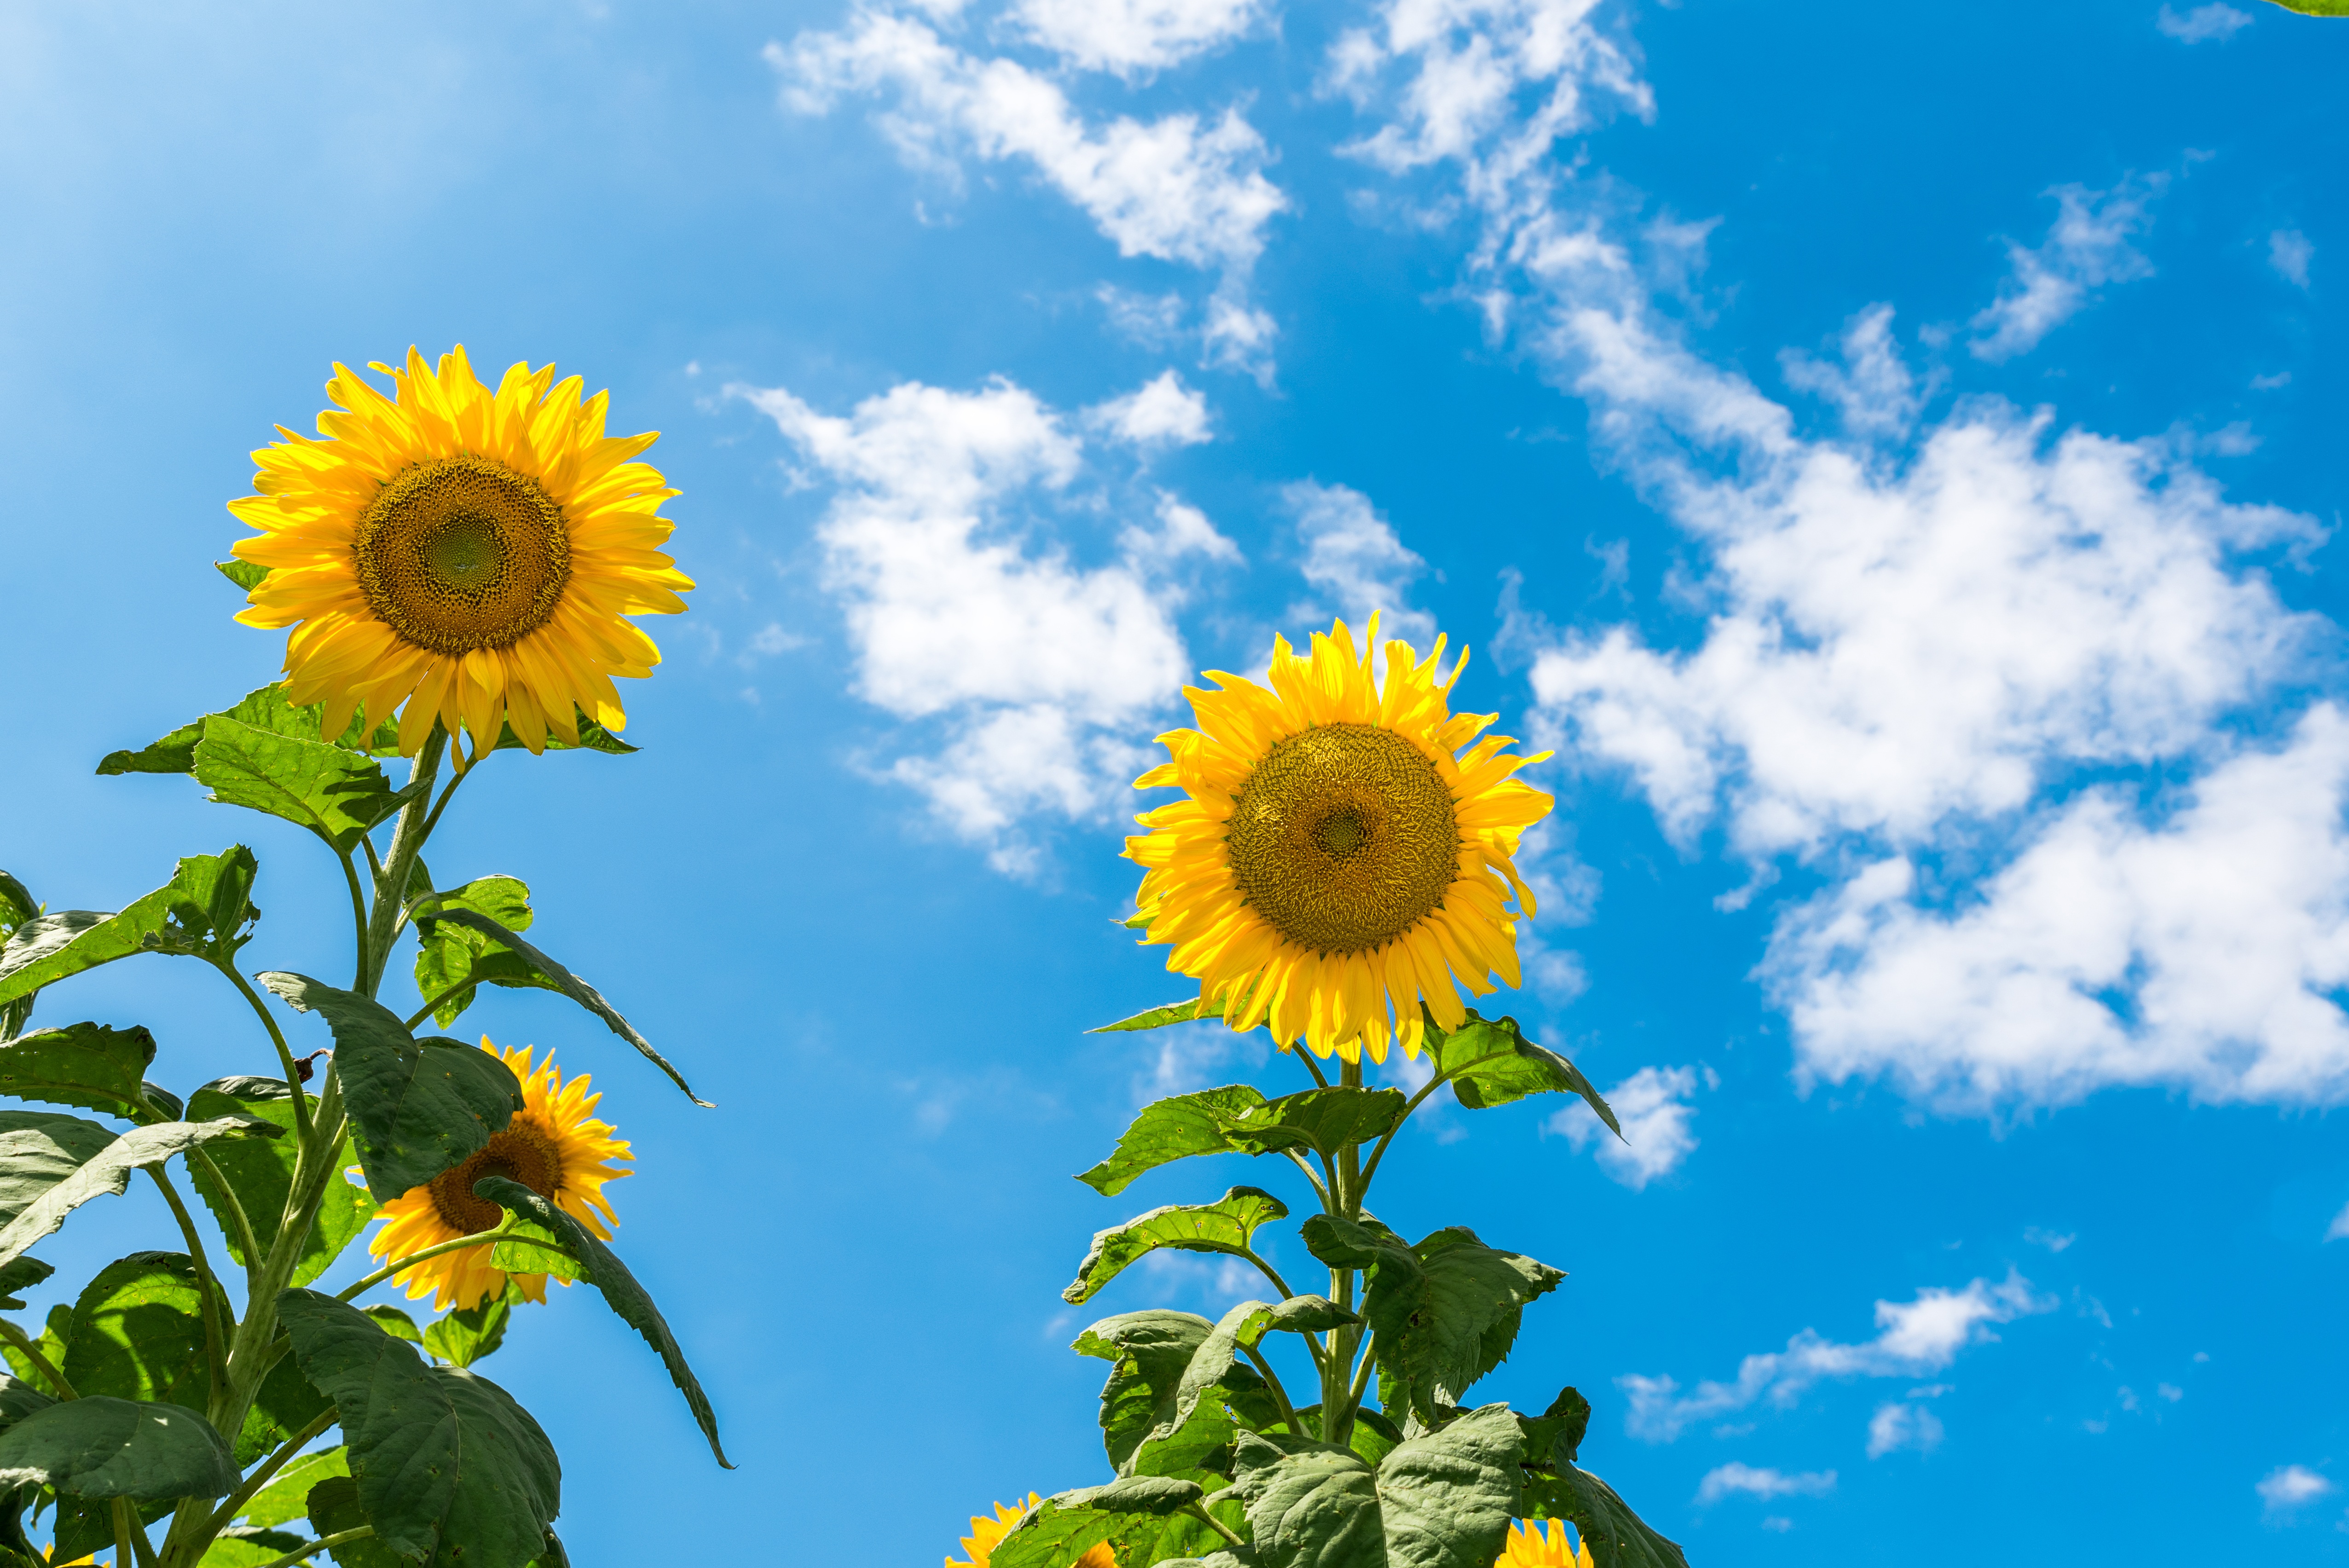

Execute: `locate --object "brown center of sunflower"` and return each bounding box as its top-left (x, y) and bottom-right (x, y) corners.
top-left (351, 455), bottom-right (571, 655)
top-left (1225, 722), bottom-right (1460, 955)
top-left (427, 1119), bottom-right (564, 1235)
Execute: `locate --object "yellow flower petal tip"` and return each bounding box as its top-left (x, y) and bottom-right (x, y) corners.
top-left (369, 1037), bottom-right (632, 1312)
top-left (1124, 612), bottom-right (1553, 1063)
top-left (229, 346), bottom-right (693, 764)
top-left (946, 1495), bottom-right (1114, 1568)
top-left (1499, 1518), bottom-right (1595, 1568)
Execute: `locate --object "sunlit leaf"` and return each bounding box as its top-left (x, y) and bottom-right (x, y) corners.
top-left (193, 717), bottom-right (420, 853)
top-left (0, 1115), bottom-right (284, 1274)
top-left (0, 1024), bottom-right (161, 1123)
top-left (1065, 1186), bottom-right (1288, 1304)
top-left (186, 1076), bottom-right (376, 1286)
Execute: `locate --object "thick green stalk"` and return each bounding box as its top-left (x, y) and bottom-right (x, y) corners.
top-left (359, 727), bottom-right (445, 999)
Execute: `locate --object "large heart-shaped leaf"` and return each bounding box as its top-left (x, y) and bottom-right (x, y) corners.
top-left (1373, 1403), bottom-right (1522, 1568)
top-left (193, 717), bottom-right (418, 853)
top-left (60, 1251), bottom-right (211, 1412)
top-left (0, 1395), bottom-right (238, 1499)
top-left (1078, 1086), bottom-right (1270, 1197)
top-left (1066, 1186), bottom-right (1288, 1304)
top-left (1227, 1431), bottom-right (1383, 1568)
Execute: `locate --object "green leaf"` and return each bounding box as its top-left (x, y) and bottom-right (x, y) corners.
top-left (193, 716), bottom-right (419, 853)
top-left (404, 906), bottom-right (709, 1107)
top-left (239, 1446), bottom-right (349, 1528)
top-left (216, 559), bottom-right (269, 593)
top-left (2265, 0), bottom-right (2349, 14)
top-left (1373, 1403), bottom-right (1522, 1568)
top-left (1078, 1086), bottom-right (1270, 1197)
top-left (0, 1116), bottom-right (284, 1273)
top-left (410, 877), bottom-right (537, 1028)
top-left (1075, 1309), bottom-right (1218, 1471)
top-left (989, 1485), bottom-right (1242, 1568)
top-left (279, 1290), bottom-right (559, 1568)
top-left (238, 1332), bottom-right (334, 1468)
top-left (0, 1259), bottom-right (51, 1313)
top-left (187, 1077), bottom-right (377, 1287)
top-left (0, 1306), bottom-right (70, 1397)
top-left (98, 684), bottom-right (400, 778)
top-left (200, 1524), bottom-right (317, 1567)
top-left (1427, 1013), bottom-right (1619, 1136)
top-left (470, 1176), bottom-right (730, 1467)
top-left (0, 850), bottom-right (261, 1027)
top-left (1089, 997), bottom-right (1225, 1032)
top-left (1517, 1387), bottom-right (1590, 1468)
top-left (0, 1377), bottom-right (52, 1433)
top-left (1521, 1464), bottom-right (1689, 1568)
top-left (491, 710), bottom-right (638, 755)
top-left (1227, 1430), bottom-right (1383, 1568)
top-left (422, 1288), bottom-right (516, 1370)
top-left (0, 1112), bottom-right (117, 1234)
top-left (0, 1024), bottom-right (160, 1122)
top-left (257, 974), bottom-right (522, 1198)
top-left (1224, 1088), bottom-right (1407, 1162)
top-left (60, 1252), bottom-right (212, 1412)
top-left (306, 1474), bottom-right (420, 1568)
top-left (1278, 1405), bottom-right (1403, 1469)
top-left (1301, 1220), bottom-right (1563, 1426)
top-left (0, 876), bottom-right (34, 942)
top-left (363, 1306), bottom-right (425, 1345)
top-left (1159, 1297), bottom-right (1357, 1453)
top-left (1066, 1186), bottom-right (1288, 1305)
top-left (0, 1395), bottom-right (238, 1499)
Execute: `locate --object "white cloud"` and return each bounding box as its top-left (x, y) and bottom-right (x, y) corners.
top-left (1620, 1272), bottom-right (2051, 1442)
top-left (1970, 179), bottom-right (2165, 362)
top-left (1088, 368), bottom-right (1214, 449)
top-left (1865, 1401), bottom-right (1945, 1458)
top-left (2023, 1227), bottom-right (2076, 1253)
top-left (1779, 304), bottom-right (1922, 440)
top-left (2271, 228), bottom-right (2314, 289)
top-left (2257, 1464), bottom-right (2336, 1518)
top-left (2325, 1199), bottom-right (2349, 1242)
top-left (1010, 0), bottom-right (1262, 77)
top-left (1552, 1064), bottom-right (1696, 1188)
top-left (1283, 480), bottom-right (1439, 650)
top-left (1695, 1464), bottom-right (1835, 1505)
top-left (771, 7), bottom-right (1285, 373)
top-left (733, 373), bottom-right (1235, 871)
top-left (2158, 4), bottom-right (2253, 42)
top-left (1770, 707), bottom-right (2349, 1111)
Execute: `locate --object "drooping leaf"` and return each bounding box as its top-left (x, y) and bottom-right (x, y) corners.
top-left (404, 907), bottom-right (708, 1106)
top-left (1077, 1086), bottom-right (1270, 1197)
top-left (0, 1113), bottom-right (117, 1233)
top-left (0, 1395), bottom-right (238, 1499)
top-left (186, 1076), bottom-right (377, 1286)
top-left (470, 1176), bottom-right (730, 1466)
top-left (410, 877), bottom-right (537, 1028)
top-left (1427, 1013), bottom-right (1618, 1136)
top-left (1520, 1464), bottom-right (1689, 1568)
top-left (0, 1024), bottom-right (161, 1123)
top-left (1516, 1387), bottom-right (1590, 1468)
top-left (1160, 1297), bottom-right (1360, 1453)
top-left (256, 974), bottom-right (521, 1198)
top-left (239, 1446), bottom-right (349, 1528)
top-left (1089, 997), bottom-right (1225, 1033)
top-left (0, 1259), bottom-right (51, 1313)
top-left (0, 877), bottom-right (35, 1042)
top-left (422, 1287), bottom-right (516, 1370)
top-left (193, 716), bottom-right (420, 853)
top-left (60, 1252), bottom-right (212, 1412)
top-left (0, 849), bottom-right (260, 1017)
top-left (1372, 1403), bottom-right (1522, 1568)
top-left (98, 684), bottom-right (399, 777)
top-left (306, 1474), bottom-right (421, 1568)
top-left (1222, 1088), bottom-right (1408, 1162)
top-left (1226, 1430), bottom-right (1383, 1568)
top-left (279, 1290), bottom-right (560, 1568)
top-left (0, 1116), bottom-right (284, 1274)
top-left (1066, 1186), bottom-right (1289, 1305)
top-left (1074, 1309), bottom-right (1218, 1471)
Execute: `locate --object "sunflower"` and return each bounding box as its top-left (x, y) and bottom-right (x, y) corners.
top-left (1124, 615), bottom-right (1553, 1064)
top-left (230, 346), bottom-right (692, 763)
top-left (369, 1038), bottom-right (631, 1311)
top-left (946, 1496), bottom-right (1114, 1568)
top-left (1498, 1519), bottom-right (1593, 1567)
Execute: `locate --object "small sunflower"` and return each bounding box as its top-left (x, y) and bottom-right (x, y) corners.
top-left (369, 1038), bottom-right (631, 1311)
top-left (1499, 1519), bottom-right (1593, 1567)
top-left (1125, 615), bottom-right (1553, 1063)
top-left (946, 1496), bottom-right (1113, 1568)
top-left (230, 346), bottom-right (692, 762)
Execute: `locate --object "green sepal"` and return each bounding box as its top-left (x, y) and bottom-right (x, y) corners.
top-left (98, 683), bottom-right (399, 777)
top-left (1065, 1186), bottom-right (1288, 1304)
top-left (470, 1176), bottom-right (730, 1467)
top-left (0, 849), bottom-right (260, 1016)
top-left (256, 973), bottom-right (521, 1198)
top-left (278, 1290), bottom-right (560, 1568)
top-left (404, 905), bottom-right (710, 1106)
top-left (0, 1395), bottom-right (238, 1499)
top-left (1090, 997), bottom-right (1224, 1032)
top-left (215, 559), bottom-right (269, 592)
top-left (0, 1024), bottom-right (162, 1123)
top-left (1427, 1012), bottom-right (1619, 1135)
top-left (0, 1113), bottom-right (282, 1274)
top-left (186, 1076), bottom-right (377, 1286)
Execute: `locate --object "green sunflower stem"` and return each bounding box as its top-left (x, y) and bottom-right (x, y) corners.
top-left (360, 724), bottom-right (447, 1000)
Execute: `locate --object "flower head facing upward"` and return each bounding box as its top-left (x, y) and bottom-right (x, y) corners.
top-left (370, 1038), bottom-right (631, 1311)
top-left (947, 1496), bottom-right (1113, 1568)
top-left (1500, 1519), bottom-right (1593, 1568)
top-left (231, 346), bottom-right (693, 762)
top-left (1126, 615), bottom-right (1553, 1063)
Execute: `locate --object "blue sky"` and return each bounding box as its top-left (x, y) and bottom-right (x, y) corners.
top-left (2, 0), bottom-right (2345, 1560)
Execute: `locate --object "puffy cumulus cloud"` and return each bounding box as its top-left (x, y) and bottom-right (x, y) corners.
top-left (1088, 368), bottom-right (1214, 450)
top-left (1969, 178), bottom-right (2166, 363)
top-left (1770, 708), bottom-right (2349, 1111)
top-left (1865, 1400), bottom-right (1945, 1458)
top-left (2257, 1464), bottom-right (2335, 1519)
top-left (1282, 479), bottom-right (1437, 649)
top-left (732, 372), bottom-right (1238, 873)
top-left (2157, 4), bottom-right (2253, 42)
top-left (1009, 0), bottom-right (1263, 78)
top-left (1620, 1272), bottom-right (2051, 1442)
top-left (1694, 1464), bottom-right (1835, 1505)
top-left (771, 6), bottom-right (1284, 375)
top-left (1551, 1064), bottom-right (1697, 1188)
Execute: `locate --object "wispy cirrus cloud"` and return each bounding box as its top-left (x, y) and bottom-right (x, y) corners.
top-left (1969, 177), bottom-right (2166, 362)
